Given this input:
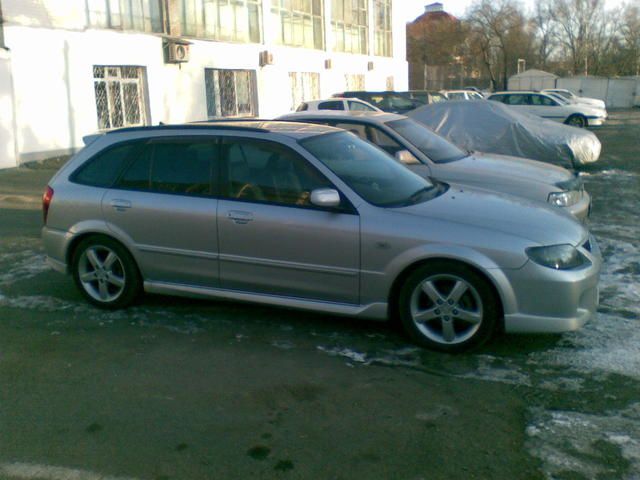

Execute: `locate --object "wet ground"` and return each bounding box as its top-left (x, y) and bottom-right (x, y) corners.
top-left (0, 111), bottom-right (638, 479)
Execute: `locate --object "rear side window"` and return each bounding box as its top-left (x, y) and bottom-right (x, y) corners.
top-left (72, 142), bottom-right (141, 187)
top-left (318, 101), bottom-right (345, 111)
top-left (348, 100), bottom-right (375, 111)
top-left (116, 140), bottom-right (218, 196)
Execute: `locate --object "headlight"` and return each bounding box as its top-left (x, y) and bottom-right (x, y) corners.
top-left (548, 190), bottom-right (581, 207)
top-left (526, 244), bottom-right (589, 270)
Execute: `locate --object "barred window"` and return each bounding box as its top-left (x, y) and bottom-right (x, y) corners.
top-left (386, 75), bottom-right (394, 91)
top-left (331, 0), bottom-right (368, 54)
top-left (374, 0), bottom-right (392, 57)
top-left (205, 69), bottom-right (258, 118)
top-left (289, 72), bottom-right (320, 110)
top-left (87, 0), bottom-right (164, 32)
top-left (271, 0), bottom-right (324, 49)
top-left (182, 0), bottom-right (261, 43)
top-left (345, 73), bottom-right (365, 91)
top-left (93, 66), bottom-right (148, 130)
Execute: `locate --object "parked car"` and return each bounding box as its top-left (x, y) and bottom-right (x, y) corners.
top-left (408, 100), bottom-right (602, 168)
top-left (542, 89), bottom-right (606, 110)
top-left (332, 91), bottom-right (421, 114)
top-left (42, 122), bottom-right (600, 352)
top-left (401, 90), bottom-right (447, 104)
top-left (278, 111), bottom-right (591, 221)
top-left (487, 91), bottom-right (607, 128)
top-left (443, 90), bottom-right (484, 101)
top-left (295, 98), bottom-right (381, 112)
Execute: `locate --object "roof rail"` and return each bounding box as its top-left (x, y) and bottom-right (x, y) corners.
top-left (105, 123), bottom-right (267, 135)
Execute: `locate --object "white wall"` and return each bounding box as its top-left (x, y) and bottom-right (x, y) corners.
top-left (0, 49), bottom-right (18, 169)
top-left (0, 0), bottom-right (408, 165)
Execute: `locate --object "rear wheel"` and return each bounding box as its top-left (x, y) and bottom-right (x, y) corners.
top-left (397, 261), bottom-right (499, 353)
top-left (565, 114), bottom-right (587, 128)
top-left (71, 235), bottom-right (141, 309)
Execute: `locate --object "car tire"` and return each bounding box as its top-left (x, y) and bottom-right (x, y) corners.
top-left (71, 235), bottom-right (141, 309)
top-left (565, 114), bottom-right (587, 128)
top-left (397, 261), bottom-right (499, 353)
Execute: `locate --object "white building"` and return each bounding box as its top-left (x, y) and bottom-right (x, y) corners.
top-left (0, 0), bottom-right (408, 168)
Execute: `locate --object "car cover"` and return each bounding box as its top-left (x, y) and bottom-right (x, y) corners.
top-left (408, 100), bottom-right (601, 169)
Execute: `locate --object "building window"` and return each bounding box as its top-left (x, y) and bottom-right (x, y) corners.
top-left (345, 73), bottom-right (365, 91)
top-left (271, 0), bottom-right (324, 49)
top-left (386, 75), bottom-right (394, 90)
top-left (374, 0), bottom-right (392, 57)
top-left (205, 69), bottom-right (258, 118)
top-left (289, 72), bottom-right (320, 110)
top-left (331, 0), bottom-right (368, 54)
top-left (93, 66), bottom-right (148, 130)
top-left (182, 0), bottom-right (261, 43)
top-left (87, 0), bottom-right (164, 32)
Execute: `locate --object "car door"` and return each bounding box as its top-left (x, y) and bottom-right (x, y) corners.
top-left (102, 137), bottom-right (220, 288)
top-left (217, 136), bottom-right (360, 304)
top-left (532, 94), bottom-right (567, 122)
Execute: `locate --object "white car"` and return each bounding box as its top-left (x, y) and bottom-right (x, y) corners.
top-left (487, 91), bottom-right (607, 128)
top-left (295, 98), bottom-right (381, 113)
top-left (542, 89), bottom-right (606, 110)
top-left (443, 90), bottom-right (484, 101)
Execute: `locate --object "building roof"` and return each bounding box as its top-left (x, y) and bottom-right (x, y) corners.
top-left (510, 69), bottom-right (558, 79)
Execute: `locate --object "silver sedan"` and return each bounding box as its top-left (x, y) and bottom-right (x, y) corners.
top-left (278, 111), bottom-right (591, 221)
top-left (42, 122), bottom-right (601, 352)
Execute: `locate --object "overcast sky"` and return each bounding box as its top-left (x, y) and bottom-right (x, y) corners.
top-left (400, 0), bottom-right (627, 22)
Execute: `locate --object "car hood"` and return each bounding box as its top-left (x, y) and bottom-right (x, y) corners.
top-left (441, 153), bottom-right (573, 187)
top-left (396, 184), bottom-right (586, 246)
top-left (577, 97), bottom-right (606, 109)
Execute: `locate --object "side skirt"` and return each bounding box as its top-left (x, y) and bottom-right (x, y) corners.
top-left (144, 281), bottom-right (389, 321)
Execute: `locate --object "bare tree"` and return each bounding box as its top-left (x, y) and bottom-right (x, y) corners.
top-left (467, 0), bottom-right (529, 89)
top-left (532, 0), bottom-right (556, 68)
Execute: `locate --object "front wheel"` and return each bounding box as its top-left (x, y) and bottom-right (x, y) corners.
top-left (565, 114), bottom-right (587, 128)
top-left (71, 235), bottom-right (141, 309)
top-left (397, 261), bottom-right (499, 353)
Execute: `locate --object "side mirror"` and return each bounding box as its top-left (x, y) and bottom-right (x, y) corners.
top-left (310, 188), bottom-right (341, 208)
top-left (395, 149), bottom-right (420, 165)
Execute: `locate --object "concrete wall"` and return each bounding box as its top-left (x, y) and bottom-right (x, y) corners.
top-left (0, 0), bottom-right (408, 166)
top-left (557, 76), bottom-right (640, 108)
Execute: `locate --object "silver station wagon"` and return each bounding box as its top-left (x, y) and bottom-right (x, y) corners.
top-left (42, 122), bottom-right (601, 352)
top-left (279, 111), bottom-right (591, 221)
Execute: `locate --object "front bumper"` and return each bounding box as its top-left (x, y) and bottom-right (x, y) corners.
top-left (565, 190), bottom-right (591, 222)
top-left (587, 116), bottom-right (607, 126)
top-left (500, 245), bottom-right (601, 334)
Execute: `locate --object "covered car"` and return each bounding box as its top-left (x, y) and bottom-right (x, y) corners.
top-left (408, 100), bottom-right (601, 168)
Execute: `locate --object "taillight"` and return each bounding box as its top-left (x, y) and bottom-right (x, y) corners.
top-left (42, 186), bottom-right (54, 224)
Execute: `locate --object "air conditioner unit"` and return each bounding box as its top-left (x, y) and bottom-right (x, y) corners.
top-left (165, 41), bottom-right (190, 63)
top-left (259, 50), bottom-right (274, 67)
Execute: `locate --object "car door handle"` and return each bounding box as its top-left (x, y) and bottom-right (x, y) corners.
top-left (110, 199), bottom-right (132, 211)
top-left (227, 210), bottom-right (253, 224)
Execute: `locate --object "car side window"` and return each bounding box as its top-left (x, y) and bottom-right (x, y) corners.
top-left (318, 101), bottom-right (345, 111)
top-left (448, 92), bottom-right (465, 101)
top-left (348, 101), bottom-right (375, 111)
top-left (332, 122), bottom-right (368, 140)
top-left (506, 94), bottom-right (527, 105)
top-left (72, 141), bottom-right (143, 187)
top-left (222, 138), bottom-right (333, 207)
top-left (116, 139), bottom-right (217, 196)
top-left (367, 127), bottom-right (404, 156)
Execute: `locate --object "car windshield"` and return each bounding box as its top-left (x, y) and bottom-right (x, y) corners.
top-left (300, 132), bottom-right (438, 207)
top-left (386, 118), bottom-right (468, 163)
top-left (547, 93), bottom-right (570, 104)
top-left (554, 90), bottom-right (573, 99)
